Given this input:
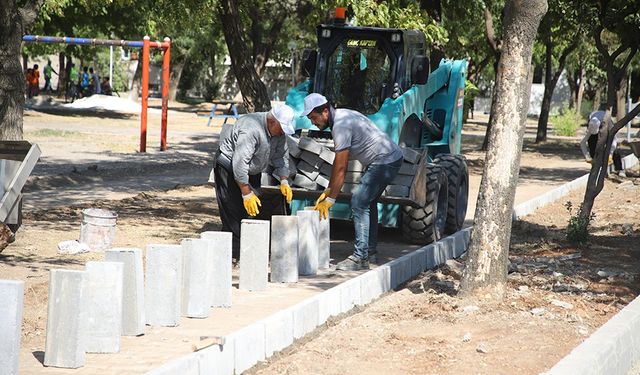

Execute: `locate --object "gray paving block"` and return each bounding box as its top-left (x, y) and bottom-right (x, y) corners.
top-left (423, 244), bottom-right (437, 269)
top-left (270, 215), bottom-right (299, 283)
top-left (399, 162), bottom-right (418, 175)
top-left (292, 298), bottom-right (320, 339)
top-left (105, 248), bottom-right (145, 336)
top-left (319, 147), bottom-right (335, 164)
top-left (286, 135), bottom-right (302, 157)
top-left (0, 280), bottom-right (24, 375)
top-left (299, 150), bottom-right (324, 169)
top-left (260, 172), bottom-right (277, 186)
top-left (452, 231), bottom-right (469, 258)
top-left (298, 137), bottom-right (323, 154)
top-left (392, 174), bottom-right (414, 186)
top-left (181, 238), bottom-right (213, 318)
top-left (409, 249), bottom-right (426, 277)
top-left (385, 185), bottom-right (410, 197)
top-left (344, 171), bottom-right (362, 184)
top-left (358, 269), bottom-right (387, 305)
top-left (145, 354), bottom-right (199, 375)
top-left (340, 183), bottom-right (359, 194)
top-left (292, 173), bottom-right (320, 190)
top-left (239, 219), bottom-right (270, 291)
top-left (320, 163), bottom-right (333, 176)
top-left (441, 237), bottom-right (455, 259)
top-left (44, 269), bottom-right (86, 368)
top-left (83, 261), bottom-right (124, 353)
top-left (315, 173), bottom-right (330, 188)
top-left (347, 159), bottom-right (365, 172)
top-left (317, 287), bottom-right (341, 324)
top-left (200, 231), bottom-right (233, 307)
top-left (432, 242), bottom-right (447, 267)
top-left (303, 206), bottom-right (330, 269)
top-left (232, 322), bottom-right (266, 374)
top-left (145, 244), bottom-right (183, 327)
top-left (297, 160), bottom-right (320, 180)
top-left (196, 335), bottom-right (235, 375)
top-left (402, 147), bottom-right (422, 164)
top-left (288, 156), bottom-right (298, 178)
top-left (297, 210), bottom-right (319, 276)
top-left (388, 256), bottom-right (411, 289)
top-left (263, 310), bottom-right (294, 357)
top-left (339, 278), bottom-right (362, 312)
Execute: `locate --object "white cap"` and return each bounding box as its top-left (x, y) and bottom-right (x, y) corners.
top-left (301, 93), bottom-right (328, 116)
top-left (271, 104), bottom-right (295, 135)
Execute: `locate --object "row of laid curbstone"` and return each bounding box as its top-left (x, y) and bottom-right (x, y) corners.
top-left (145, 227), bottom-right (473, 375)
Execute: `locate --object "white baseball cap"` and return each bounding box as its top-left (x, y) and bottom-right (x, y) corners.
top-left (271, 104), bottom-right (295, 135)
top-left (301, 93), bottom-right (328, 116)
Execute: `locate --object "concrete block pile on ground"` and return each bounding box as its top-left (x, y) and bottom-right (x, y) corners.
top-left (83, 261), bottom-right (124, 353)
top-left (105, 248), bottom-right (145, 335)
top-left (181, 238), bottom-right (213, 318)
top-left (44, 269), bottom-right (86, 368)
top-left (0, 280), bottom-right (24, 375)
top-left (296, 210), bottom-right (319, 276)
top-left (239, 219), bottom-right (270, 291)
top-left (145, 244), bottom-right (183, 327)
top-left (270, 215), bottom-right (299, 283)
top-left (200, 231), bottom-right (233, 307)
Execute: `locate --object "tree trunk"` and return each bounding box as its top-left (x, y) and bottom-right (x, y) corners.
top-left (481, 58), bottom-right (499, 151)
top-left (460, 0), bottom-right (547, 298)
top-left (536, 39), bottom-right (554, 143)
top-left (576, 65), bottom-right (585, 115)
top-left (57, 51), bottom-right (66, 95)
top-left (168, 55), bottom-right (186, 101)
top-left (218, 0), bottom-right (270, 112)
top-left (566, 68), bottom-right (577, 108)
top-left (615, 71), bottom-right (628, 119)
top-left (0, 1), bottom-right (36, 141)
top-left (592, 87), bottom-right (602, 112)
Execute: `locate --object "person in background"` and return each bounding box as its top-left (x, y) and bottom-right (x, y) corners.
top-left (213, 105), bottom-right (295, 258)
top-left (43, 60), bottom-right (58, 93)
top-left (80, 66), bottom-right (90, 96)
top-left (28, 64), bottom-right (40, 98)
top-left (303, 93), bottom-right (403, 271)
top-left (580, 110), bottom-right (625, 177)
top-left (101, 76), bottom-right (112, 96)
top-left (90, 67), bottom-right (101, 95)
top-left (25, 68), bottom-right (34, 98)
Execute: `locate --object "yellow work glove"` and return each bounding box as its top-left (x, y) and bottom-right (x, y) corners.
top-left (608, 155), bottom-right (613, 165)
top-left (315, 188), bottom-right (331, 206)
top-left (242, 192), bottom-right (261, 217)
top-left (314, 196), bottom-right (335, 220)
top-left (585, 158), bottom-right (592, 164)
top-left (279, 180), bottom-right (293, 204)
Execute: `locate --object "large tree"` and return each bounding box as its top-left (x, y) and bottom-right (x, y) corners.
top-left (534, 0), bottom-right (584, 143)
top-left (460, 0), bottom-right (547, 297)
top-left (0, 0), bottom-right (43, 141)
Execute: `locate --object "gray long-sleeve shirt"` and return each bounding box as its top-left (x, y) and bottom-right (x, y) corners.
top-left (217, 112), bottom-right (289, 185)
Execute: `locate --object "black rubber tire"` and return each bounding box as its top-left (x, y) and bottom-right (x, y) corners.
top-left (433, 154), bottom-right (469, 234)
top-left (401, 165), bottom-right (449, 245)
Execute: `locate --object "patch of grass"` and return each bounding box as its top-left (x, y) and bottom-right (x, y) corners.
top-left (551, 109), bottom-right (582, 137)
top-left (29, 129), bottom-right (83, 138)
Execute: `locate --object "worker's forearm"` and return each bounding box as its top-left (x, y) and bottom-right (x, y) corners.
top-left (237, 182), bottom-right (252, 196)
top-left (328, 167), bottom-right (346, 199)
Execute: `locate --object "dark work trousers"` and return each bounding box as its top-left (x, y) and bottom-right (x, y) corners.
top-left (588, 134), bottom-right (623, 171)
top-left (214, 161), bottom-right (261, 259)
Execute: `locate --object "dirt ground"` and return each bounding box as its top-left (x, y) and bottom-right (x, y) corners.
top-left (2, 98), bottom-right (639, 373)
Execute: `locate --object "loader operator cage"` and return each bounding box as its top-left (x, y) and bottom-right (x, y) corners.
top-left (324, 37), bottom-right (392, 114)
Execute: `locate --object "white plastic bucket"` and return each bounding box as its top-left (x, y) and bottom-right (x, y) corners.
top-left (79, 208), bottom-right (117, 251)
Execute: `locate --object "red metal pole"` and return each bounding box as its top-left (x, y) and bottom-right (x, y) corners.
top-left (160, 37), bottom-right (171, 151)
top-left (140, 36), bottom-right (150, 153)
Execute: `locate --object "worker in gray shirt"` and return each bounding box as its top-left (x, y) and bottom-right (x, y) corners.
top-left (214, 104), bottom-right (295, 257)
top-left (303, 93), bottom-right (403, 271)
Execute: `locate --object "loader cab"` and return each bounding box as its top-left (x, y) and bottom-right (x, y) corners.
top-left (303, 24), bottom-right (429, 115)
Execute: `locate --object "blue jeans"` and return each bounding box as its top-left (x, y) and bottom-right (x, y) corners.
top-left (351, 157), bottom-right (402, 259)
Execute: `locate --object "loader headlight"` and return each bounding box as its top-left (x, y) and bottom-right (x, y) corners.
top-left (391, 33), bottom-right (401, 42)
top-left (321, 29), bottom-right (331, 38)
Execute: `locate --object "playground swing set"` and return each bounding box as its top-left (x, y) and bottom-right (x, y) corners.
top-left (22, 34), bottom-right (172, 153)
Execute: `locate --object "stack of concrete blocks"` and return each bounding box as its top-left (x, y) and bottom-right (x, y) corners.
top-left (181, 239), bottom-right (213, 318)
top-left (44, 269), bottom-right (86, 368)
top-left (304, 206), bottom-right (330, 269)
top-left (105, 248), bottom-right (145, 335)
top-left (239, 219), bottom-right (270, 291)
top-left (263, 135), bottom-right (420, 199)
top-left (82, 261), bottom-right (124, 353)
top-left (0, 280), bottom-right (24, 375)
top-left (270, 215), bottom-right (299, 283)
top-left (200, 231), bottom-right (233, 307)
top-left (297, 210), bottom-right (319, 276)
top-left (145, 244), bottom-right (183, 327)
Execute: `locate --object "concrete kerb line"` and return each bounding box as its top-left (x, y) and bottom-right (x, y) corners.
top-left (140, 163), bottom-right (637, 374)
